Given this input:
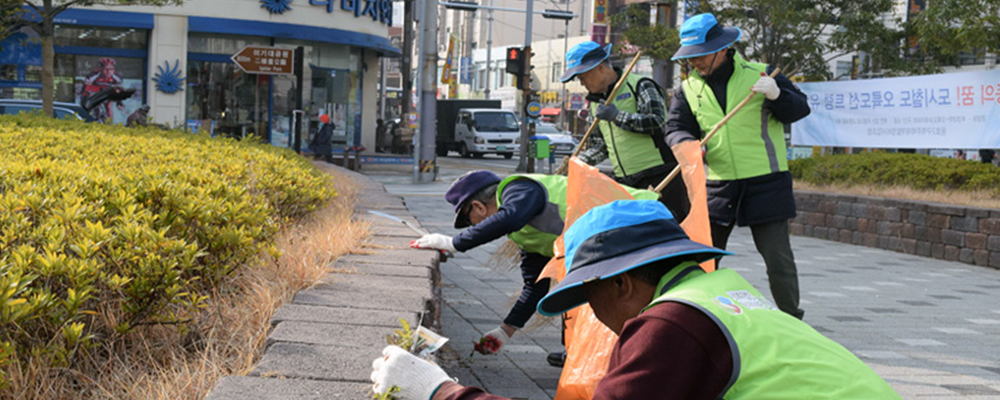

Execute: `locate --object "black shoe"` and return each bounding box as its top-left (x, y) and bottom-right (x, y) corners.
top-left (546, 351), bottom-right (566, 367)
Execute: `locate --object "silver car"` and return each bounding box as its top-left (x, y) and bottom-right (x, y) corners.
top-left (534, 123), bottom-right (578, 157)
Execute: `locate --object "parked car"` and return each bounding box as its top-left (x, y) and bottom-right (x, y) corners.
top-left (0, 99), bottom-right (97, 122)
top-left (535, 123), bottom-right (578, 157)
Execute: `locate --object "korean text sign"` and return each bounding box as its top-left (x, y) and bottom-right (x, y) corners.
top-left (792, 68), bottom-right (1000, 149)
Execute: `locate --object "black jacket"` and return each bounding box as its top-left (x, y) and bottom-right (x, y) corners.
top-left (665, 51), bottom-right (810, 226)
top-left (311, 123), bottom-right (334, 156)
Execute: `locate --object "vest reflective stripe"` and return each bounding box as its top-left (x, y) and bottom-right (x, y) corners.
top-left (496, 174), bottom-right (569, 257)
top-left (646, 268), bottom-right (901, 399)
top-left (495, 174), bottom-right (659, 257)
top-left (590, 74), bottom-right (665, 178)
top-left (682, 54), bottom-right (788, 180)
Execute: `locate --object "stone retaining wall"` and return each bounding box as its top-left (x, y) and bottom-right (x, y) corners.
top-left (790, 190), bottom-right (1000, 269)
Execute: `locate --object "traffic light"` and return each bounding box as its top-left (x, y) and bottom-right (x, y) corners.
top-left (506, 47), bottom-right (524, 75)
top-left (520, 49), bottom-right (534, 90)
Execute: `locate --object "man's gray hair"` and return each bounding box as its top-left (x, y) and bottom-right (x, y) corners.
top-left (471, 183), bottom-right (498, 206)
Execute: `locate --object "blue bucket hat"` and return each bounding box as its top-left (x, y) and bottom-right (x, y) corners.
top-left (559, 41), bottom-right (613, 83)
top-left (445, 170), bottom-right (502, 229)
top-left (671, 13), bottom-right (742, 61)
top-left (536, 200), bottom-right (731, 316)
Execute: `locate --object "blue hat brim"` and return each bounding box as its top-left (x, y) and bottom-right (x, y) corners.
top-left (671, 27), bottom-right (741, 61)
top-left (559, 43), bottom-right (612, 83)
top-left (536, 239), bottom-right (732, 316)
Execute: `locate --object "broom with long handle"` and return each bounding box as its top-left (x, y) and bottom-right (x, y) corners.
top-left (651, 68), bottom-right (781, 193)
top-left (553, 51), bottom-right (644, 176)
top-left (489, 52), bottom-right (647, 270)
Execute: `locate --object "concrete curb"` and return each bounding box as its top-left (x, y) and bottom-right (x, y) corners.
top-left (206, 163), bottom-right (442, 400)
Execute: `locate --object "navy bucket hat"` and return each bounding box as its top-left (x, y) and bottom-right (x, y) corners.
top-left (560, 41), bottom-right (613, 83)
top-left (445, 170), bottom-right (501, 229)
top-left (671, 13), bottom-right (742, 61)
top-left (536, 200), bottom-right (732, 316)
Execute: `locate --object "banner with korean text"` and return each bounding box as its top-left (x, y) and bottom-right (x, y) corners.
top-left (792, 68), bottom-right (1000, 148)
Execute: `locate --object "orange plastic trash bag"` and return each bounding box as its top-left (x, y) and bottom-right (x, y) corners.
top-left (539, 153), bottom-right (714, 400)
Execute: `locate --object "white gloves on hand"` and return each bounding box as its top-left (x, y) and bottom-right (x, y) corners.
top-left (751, 74), bottom-right (781, 100)
top-left (477, 326), bottom-right (511, 354)
top-left (371, 345), bottom-right (454, 400)
top-left (410, 233), bottom-right (457, 253)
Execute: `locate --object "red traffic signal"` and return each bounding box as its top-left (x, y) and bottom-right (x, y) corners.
top-left (506, 47), bottom-right (524, 75)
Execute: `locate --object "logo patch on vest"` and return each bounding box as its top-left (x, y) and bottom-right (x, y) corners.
top-left (616, 92), bottom-right (632, 101)
top-left (713, 296), bottom-right (743, 315)
top-left (726, 290), bottom-right (778, 311)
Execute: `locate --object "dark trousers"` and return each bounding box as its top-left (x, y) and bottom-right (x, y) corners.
top-left (314, 154), bottom-right (334, 163)
top-left (711, 219), bottom-right (804, 319)
top-left (618, 169), bottom-right (691, 223)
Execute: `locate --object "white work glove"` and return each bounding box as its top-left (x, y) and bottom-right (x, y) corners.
top-left (371, 345), bottom-right (454, 400)
top-left (410, 233), bottom-right (457, 253)
top-left (474, 326), bottom-right (511, 354)
top-left (751, 74), bottom-right (781, 100)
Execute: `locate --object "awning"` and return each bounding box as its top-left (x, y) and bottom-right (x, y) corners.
top-left (540, 107), bottom-right (562, 116)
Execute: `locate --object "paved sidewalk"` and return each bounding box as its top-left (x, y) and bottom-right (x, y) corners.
top-left (206, 165), bottom-right (442, 400)
top-left (369, 169), bottom-right (1000, 400)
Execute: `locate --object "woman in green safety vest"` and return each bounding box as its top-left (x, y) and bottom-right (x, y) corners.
top-left (560, 41), bottom-right (692, 223)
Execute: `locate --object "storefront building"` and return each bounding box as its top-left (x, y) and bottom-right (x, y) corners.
top-left (0, 0), bottom-right (399, 151)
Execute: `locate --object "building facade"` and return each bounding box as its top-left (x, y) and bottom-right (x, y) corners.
top-left (0, 0), bottom-right (399, 151)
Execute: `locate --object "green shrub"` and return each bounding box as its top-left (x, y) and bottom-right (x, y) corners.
top-left (0, 114), bottom-right (334, 383)
top-left (788, 152), bottom-right (1000, 195)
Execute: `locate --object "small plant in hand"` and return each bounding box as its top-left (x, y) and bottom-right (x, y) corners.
top-left (470, 336), bottom-right (502, 357)
top-left (373, 385), bottom-right (400, 400)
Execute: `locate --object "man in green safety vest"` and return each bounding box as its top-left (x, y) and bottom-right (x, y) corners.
top-left (374, 200), bottom-right (901, 400)
top-left (666, 13), bottom-right (811, 319)
top-left (410, 170), bottom-right (656, 366)
top-left (560, 41), bottom-right (691, 223)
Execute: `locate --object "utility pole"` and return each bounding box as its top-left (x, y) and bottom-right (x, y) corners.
top-left (439, 2), bottom-right (575, 172)
top-left (515, 0), bottom-right (535, 173)
top-left (484, 0), bottom-right (494, 99)
top-left (402, 0), bottom-right (414, 117)
top-left (560, 19), bottom-right (569, 128)
top-left (415, 0), bottom-right (438, 183)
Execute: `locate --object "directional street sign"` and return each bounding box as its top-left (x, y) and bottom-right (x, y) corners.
top-left (525, 101), bottom-right (542, 118)
top-left (231, 46), bottom-right (294, 75)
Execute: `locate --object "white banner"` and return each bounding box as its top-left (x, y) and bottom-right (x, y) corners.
top-left (792, 69), bottom-right (1000, 148)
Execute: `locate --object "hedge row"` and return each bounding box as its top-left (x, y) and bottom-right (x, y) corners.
top-left (788, 152), bottom-right (1000, 195)
top-left (0, 114), bottom-right (334, 385)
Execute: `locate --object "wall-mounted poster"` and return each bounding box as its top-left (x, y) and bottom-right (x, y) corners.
top-left (73, 56), bottom-right (144, 125)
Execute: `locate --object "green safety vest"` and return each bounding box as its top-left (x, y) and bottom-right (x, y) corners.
top-left (682, 53), bottom-right (788, 181)
top-left (497, 174), bottom-right (658, 257)
top-left (645, 266), bottom-right (901, 399)
top-left (590, 74), bottom-right (667, 178)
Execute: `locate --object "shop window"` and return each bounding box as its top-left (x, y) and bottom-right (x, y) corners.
top-left (186, 60), bottom-right (271, 140)
top-left (53, 25), bottom-right (147, 49)
top-left (24, 65), bottom-right (41, 82)
top-left (0, 65), bottom-right (16, 81)
top-left (49, 54), bottom-right (146, 124)
top-left (275, 39), bottom-right (362, 148)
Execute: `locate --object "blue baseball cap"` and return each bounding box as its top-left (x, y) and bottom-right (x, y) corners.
top-left (671, 13), bottom-right (742, 61)
top-left (445, 170), bottom-right (502, 228)
top-left (536, 200), bottom-right (731, 316)
top-left (559, 41), bottom-right (613, 83)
